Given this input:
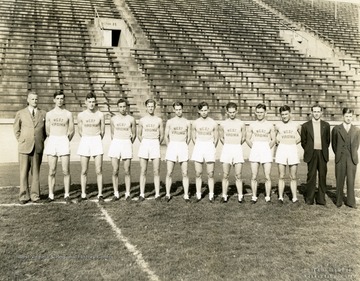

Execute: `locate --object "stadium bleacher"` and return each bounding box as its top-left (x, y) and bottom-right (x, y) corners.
top-left (0, 0), bottom-right (359, 121)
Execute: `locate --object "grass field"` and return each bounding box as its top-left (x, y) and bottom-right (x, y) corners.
top-left (0, 161), bottom-right (359, 281)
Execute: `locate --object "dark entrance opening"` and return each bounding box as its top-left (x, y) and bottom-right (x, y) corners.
top-left (112, 30), bottom-right (121, 47)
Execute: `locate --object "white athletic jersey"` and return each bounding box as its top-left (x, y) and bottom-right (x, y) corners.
top-left (275, 121), bottom-right (299, 145)
top-left (193, 117), bottom-right (217, 142)
top-left (140, 115), bottom-right (162, 139)
top-left (78, 110), bottom-right (103, 136)
top-left (47, 109), bottom-right (71, 136)
top-left (167, 117), bottom-right (189, 142)
top-left (221, 118), bottom-right (244, 145)
top-left (111, 114), bottom-right (134, 140)
top-left (250, 121), bottom-right (273, 142)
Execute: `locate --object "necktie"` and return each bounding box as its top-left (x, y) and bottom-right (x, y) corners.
top-left (32, 109), bottom-right (35, 117)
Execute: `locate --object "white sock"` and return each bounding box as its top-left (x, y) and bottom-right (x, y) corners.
top-left (97, 194), bottom-right (103, 198)
top-left (114, 192), bottom-right (119, 198)
top-left (196, 192), bottom-right (202, 199)
top-left (125, 192), bottom-right (130, 198)
top-left (265, 196), bottom-right (271, 202)
top-left (209, 193), bottom-right (214, 199)
top-left (238, 194), bottom-right (243, 201)
top-left (48, 193), bottom-right (54, 200)
top-left (252, 196), bottom-right (257, 201)
top-left (64, 193), bottom-right (70, 198)
top-left (81, 193), bottom-right (87, 199)
top-left (140, 193), bottom-right (145, 198)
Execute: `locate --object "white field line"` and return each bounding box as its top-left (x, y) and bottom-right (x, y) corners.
top-left (0, 186), bottom-right (17, 189)
top-left (97, 203), bottom-right (161, 281)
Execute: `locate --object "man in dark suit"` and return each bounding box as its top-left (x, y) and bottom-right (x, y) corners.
top-left (331, 108), bottom-right (360, 208)
top-left (301, 104), bottom-right (330, 205)
top-left (13, 91), bottom-right (47, 204)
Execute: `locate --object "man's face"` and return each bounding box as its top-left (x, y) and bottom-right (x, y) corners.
top-left (118, 102), bottom-right (127, 115)
top-left (173, 105), bottom-right (183, 117)
top-left (86, 98), bottom-right (96, 110)
top-left (227, 107), bottom-right (237, 120)
top-left (343, 112), bottom-right (353, 125)
top-left (146, 102), bottom-right (155, 115)
top-left (27, 94), bottom-right (38, 108)
top-left (198, 106), bottom-right (209, 118)
top-left (312, 106), bottom-right (323, 121)
top-left (255, 108), bottom-right (266, 121)
top-left (54, 94), bottom-right (65, 108)
top-left (281, 110), bottom-right (291, 123)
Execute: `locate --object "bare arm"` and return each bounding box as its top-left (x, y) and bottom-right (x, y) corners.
top-left (241, 123), bottom-right (246, 144)
top-left (269, 124), bottom-right (276, 149)
top-left (45, 112), bottom-right (51, 137)
top-left (186, 121), bottom-right (191, 145)
top-left (245, 125), bottom-right (253, 148)
top-left (137, 119), bottom-right (143, 143)
top-left (110, 118), bottom-right (115, 140)
top-left (295, 124), bottom-right (301, 145)
top-left (159, 119), bottom-right (164, 144)
top-left (131, 117), bottom-right (137, 143)
top-left (67, 112), bottom-right (75, 141)
top-left (100, 113), bottom-right (105, 139)
top-left (77, 113), bottom-right (83, 137)
top-left (164, 120), bottom-right (171, 145)
top-left (219, 123), bottom-right (224, 145)
top-left (191, 121), bottom-right (197, 144)
top-left (214, 123), bottom-right (219, 147)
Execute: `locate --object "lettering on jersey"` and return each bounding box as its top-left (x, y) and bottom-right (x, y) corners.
top-left (198, 127), bottom-right (212, 135)
top-left (254, 129), bottom-right (269, 138)
top-left (84, 119), bottom-right (99, 127)
top-left (115, 122), bottom-right (130, 131)
top-left (144, 123), bottom-right (158, 132)
top-left (51, 118), bottom-right (66, 127)
top-left (172, 126), bottom-right (186, 135)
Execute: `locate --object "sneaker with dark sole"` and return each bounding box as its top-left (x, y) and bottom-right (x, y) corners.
top-left (184, 198), bottom-right (191, 203)
top-left (251, 200), bottom-right (257, 204)
top-left (77, 197), bottom-right (88, 203)
top-left (138, 196), bottom-right (145, 202)
top-left (155, 196), bottom-right (161, 202)
top-left (220, 197), bottom-right (228, 203)
top-left (125, 196), bottom-right (131, 202)
top-left (165, 196), bottom-right (172, 202)
top-left (64, 197), bottom-right (72, 204)
top-left (45, 198), bottom-right (54, 203)
top-left (111, 196), bottom-right (120, 202)
top-left (98, 196), bottom-right (105, 203)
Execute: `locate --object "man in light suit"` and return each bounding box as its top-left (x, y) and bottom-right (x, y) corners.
top-left (332, 108), bottom-right (360, 208)
top-left (301, 104), bottom-right (330, 205)
top-left (13, 91), bottom-right (47, 204)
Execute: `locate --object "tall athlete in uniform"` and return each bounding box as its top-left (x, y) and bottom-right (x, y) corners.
top-left (191, 102), bottom-right (218, 202)
top-left (138, 99), bottom-right (164, 201)
top-left (164, 102), bottom-right (191, 202)
top-left (246, 103), bottom-right (275, 204)
top-left (77, 93), bottom-right (105, 202)
top-left (219, 102), bottom-right (246, 203)
top-left (274, 105), bottom-right (301, 204)
top-left (44, 91), bottom-right (74, 203)
top-left (108, 98), bottom-right (136, 201)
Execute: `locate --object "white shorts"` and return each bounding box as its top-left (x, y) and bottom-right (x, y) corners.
top-left (44, 136), bottom-right (70, 156)
top-left (165, 141), bottom-right (189, 162)
top-left (220, 144), bottom-right (244, 164)
top-left (275, 144), bottom-right (300, 165)
top-left (249, 141), bottom-right (272, 163)
top-left (138, 139), bottom-right (160, 159)
top-left (191, 141), bottom-right (216, 163)
top-left (108, 139), bottom-right (132, 160)
top-left (77, 135), bottom-right (103, 157)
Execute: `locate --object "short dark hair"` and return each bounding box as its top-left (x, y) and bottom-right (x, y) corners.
top-left (145, 99), bottom-right (156, 106)
top-left (311, 104), bottom-right (323, 111)
top-left (342, 107), bottom-right (354, 115)
top-left (53, 90), bottom-right (65, 99)
top-left (117, 98), bottom-right (128, 106)
top-left (198, 101), bottom-right (209, 110)
top-left (226, 102), bottom-right (237, 111)
top-left (279, 105), bottom-right (291, 113)
top-left (255, 103), bottom-right (266, 111)
top-left (86, 93), bottom-right (97, 100)
top-left (172, 101), bottom-right (183, 108)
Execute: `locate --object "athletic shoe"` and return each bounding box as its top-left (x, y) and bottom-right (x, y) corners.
top-left (31, 200), bottom-right (41, 204)
top-left (64, 197), bottom-right (72, 204)
top-left (220, 197), bottom-right (227, 203)
top-left (209, 197), bottom-right (215, 203)
top-left (238, 198), bottom-right (243, 204)
top-left (165, 196), bottom-right (172, 202)
top-left (251, 199), bottom-right (257, 204)
top-left (138, 196), bottom-right (145, 202)
top-left (155, 196), bottom-right (161, 202)
top-left (98, 196), bottom-right (105, 203)
top-left (45, 197), bottom-right (54, 203)
top-left (111, 196), bottom-right (120, 202)
top-left (125, 196), bottom-right (131, 202)
top-left (184, 198), bottom-right (191, 203)
top-left (19, 199), bottom-right (29, 205)
top-left (278, 199), bottom-right (284, 205)
top-left (77, 196), bottom-right (88, 203)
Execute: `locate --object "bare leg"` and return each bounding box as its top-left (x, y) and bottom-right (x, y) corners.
top-left (80, 156), bottom-right (90, 198)
top-left (94, 154), bottom-right (103, 197)
top-left (207, 162), bottom-right (215, 200)
top-left (250, 162), bottom-right (259, 202)
top-left (123, 159), bottom-right (131, 198)
top-left (180, 161), bottom-right (189, 199)
top-left (289, 164), bottom-right (298, 202)
top-left (111, 157), bottom-right (120, 197)
top-left (139, 158), bottom-right (148, 198)
top-left (194, 161), bottom-right (203, 199)
top-left (278, 164), bottom-right (286, 201)
top-left (153, 158), bottom-right (161, 198)
top-left (166, 161), bottom-right (175, 197)
top-left (263, 162), bottom-right (272, 202)
top-left (61, 155), bottom-right (71, 197)
top-left (47, 155), bottom-right (58, 199)
top-left (234, 163), bottom-right (243, 201)
top-left (222, 163), bottom-right (231, 200)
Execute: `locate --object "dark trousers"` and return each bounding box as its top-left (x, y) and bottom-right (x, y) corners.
top-left (19, 149), bottom-right (43, 202)
top-left (305, 150), bottom-right (327, 204)
top-left (335, 151), bottom-right (357, 207)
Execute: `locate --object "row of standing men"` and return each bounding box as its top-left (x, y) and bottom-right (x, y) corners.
top-left (13, 91), bottom-right (360, 208)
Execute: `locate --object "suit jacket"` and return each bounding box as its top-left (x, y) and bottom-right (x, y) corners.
top-left (301, 120), bottom-right (330, 163)
top-left (331, 124), bottom-right (360, 165)
top-left (13, 107), bottom-right (47, 154)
